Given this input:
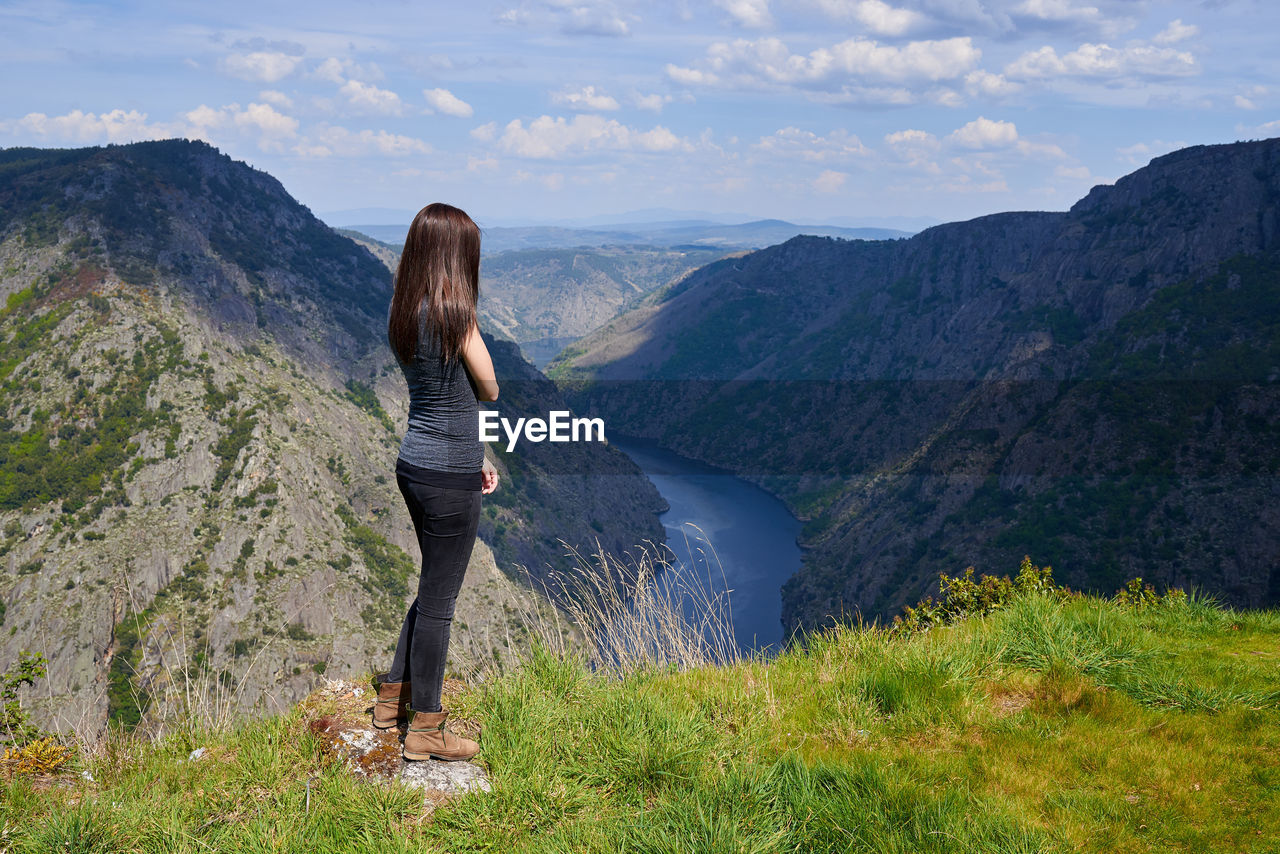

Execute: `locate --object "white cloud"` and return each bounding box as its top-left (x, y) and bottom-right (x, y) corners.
top-left (884, 128), bottom-right (938, 149)
top-left (1006, 42), bottom-right (1198, 79)
top-left (313, 57), bottom-right (348, 85)
top-left (1013, 0), bottom-right (1136, 38)
top-left (470, 122), bottom-right (498, 141)
top-left (964, 69), bottom-right (1020, 97)
top-left (11, 109), bottom-right (172, 143)
top-left (811, 0), bottom-right (922, 37)
top-left (1153, 19), bottom-right (1198, 45)
top-left (813, 169), bottom-right (848, 193)
top-left (498, 1), bottom-right (631, 37)
top-left (13, 101), bottom-right (298, 154)
top-left (666, 64), bottom-right (720, 86)
top-left (631, 91), bottom-right (673, 112)
top-left (183, 104), bottom-right (226, 128)
top-left (219, 52), bottom-right (301, 83)
top-left (296, 125), bottom-right (433, 157)
top-left (753, 127), bottom-right (869, 161)
top-left (233, 102), bottom-right (299, 138)
top-left (467, 155), bottom-right (499, 171)
top-left (715, 0), bottom-right (773, 28)
top-left (803, 85), bottom-right (924, 105)
top-left (495, 114), bottom-right (689, 158)
top-left (950, 154), bottom-right (1003, 178)
top-left (664, 35), bottom-right (981, 97)
top-left (340, 80), bottom-right (403, 115)
top-left (1016, 139), bottom-right (1068, 159)
top-left (181, 102), bottom-right (299, 150)
top-left (1015, 0), bottom-right (1100, 25)
top-left (1055, 164), bottom-right (1091, 179)
top-left (883, 128), bottom-right (941, 173)
top-left (257, 90), bottom-right (294, 110)
top-left (947, 116), bottom-right (1017, 148)
top-left (930, 87), bottom-right (964, 107)
top-left (1233, 86), bottom-right (1266, 111)
top-left (310, 57), bottom-right (386, 86)
top-left (551, 86), bottom-right (620, 111)
top-left (424, 88), bottom-right (474, 118)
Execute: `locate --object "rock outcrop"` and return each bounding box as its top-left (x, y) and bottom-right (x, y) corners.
top-left (302, 679), bottom-right (490, 807)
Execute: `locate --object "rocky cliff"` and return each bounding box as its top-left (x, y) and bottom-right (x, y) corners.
top-left (0, 140), bottom-right (661, 740)
top-left (552, 138), bottom-right (1280, 633)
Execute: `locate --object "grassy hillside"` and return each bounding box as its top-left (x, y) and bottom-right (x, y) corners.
top-left (3, 561), bottom-right (1277, 853)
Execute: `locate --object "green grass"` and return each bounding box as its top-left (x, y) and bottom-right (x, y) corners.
top-left (2, 588), bottom-right (1277, 852)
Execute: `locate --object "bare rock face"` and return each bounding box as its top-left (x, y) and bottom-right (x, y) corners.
top-left (0, 139), bottom-right (653, 743)
top-left (301, 679), bottom-right (491, 804)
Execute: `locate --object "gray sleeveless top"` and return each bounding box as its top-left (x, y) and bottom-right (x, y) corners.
top-left (395, 316), bottom-right (484, 480)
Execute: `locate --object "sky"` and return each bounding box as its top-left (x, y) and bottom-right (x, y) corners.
top-left (2, 0), bottom-right (1278, 227)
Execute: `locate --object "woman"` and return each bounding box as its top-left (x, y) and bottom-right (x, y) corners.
top-left (371, 202), bottom-right (499, 763)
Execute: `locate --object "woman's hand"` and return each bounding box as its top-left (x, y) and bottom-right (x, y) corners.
top-left (481, 456), bottom-right (499, 495)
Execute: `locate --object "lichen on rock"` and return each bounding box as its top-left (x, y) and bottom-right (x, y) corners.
top-left (302, 679), bottom-right (490, 802)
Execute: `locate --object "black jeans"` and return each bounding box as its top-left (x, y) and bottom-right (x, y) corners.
top-left (386, 461), bottom-right (482, 714)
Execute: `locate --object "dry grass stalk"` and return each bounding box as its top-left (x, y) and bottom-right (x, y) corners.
top-left (508, 526), bottom-right (741, 675)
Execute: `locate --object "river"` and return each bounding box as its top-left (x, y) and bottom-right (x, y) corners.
top-left (610, 437), bottom-right (803, 656)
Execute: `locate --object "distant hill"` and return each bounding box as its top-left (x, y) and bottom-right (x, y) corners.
top-left (341, 218), bottom-right (913, 370)
top-left (479, 245), bottom-right (734, 368)
top-left (552, 138), bottom-right (1280, 633)
top-left (0, 140), bottom-right (662, 738)
top-left (343, 219), bottom-right (912, 254)
top-left (337, 230), bottom-right (734, 369)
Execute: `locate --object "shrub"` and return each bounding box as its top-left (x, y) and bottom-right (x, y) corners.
top-left (1, 736), bottom-right (72, 777)
top-left (1111, 576), bottom-right (1188, 609)
top-left (892, 555), bottom-right (1075, 632)
top-left (1, 652), bottom-right (48, 747)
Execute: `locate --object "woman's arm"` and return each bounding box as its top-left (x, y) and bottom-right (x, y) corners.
top-left (461, 321), bottom-right (499, 401)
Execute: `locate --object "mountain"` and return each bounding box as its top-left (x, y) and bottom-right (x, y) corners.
top-left (551, 138), bottom-right (1280, 634)
top-left (337, 231), bottom-right (733, 369)
top-left (0, 140), bottom-right (662, 739)
top-left (527, 207), bottom-right (754, 227)
top-left (340, 218), bottom-right (913, 372)
top-left (344, 220), bottom-right (912, 255)
top-left (477, 245), bottom-right (734, 368)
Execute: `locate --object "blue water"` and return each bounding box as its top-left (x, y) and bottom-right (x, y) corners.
top-left (611, 437), bottom-right (803, 655)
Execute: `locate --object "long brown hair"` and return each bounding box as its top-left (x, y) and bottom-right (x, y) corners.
top-left (388, 202), bottom-right (481, 364)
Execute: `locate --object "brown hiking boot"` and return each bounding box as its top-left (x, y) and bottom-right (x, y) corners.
top-left (403, 709), bottom-right (480, 762)
top-left (371, 672), bottom-right (410, 730)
